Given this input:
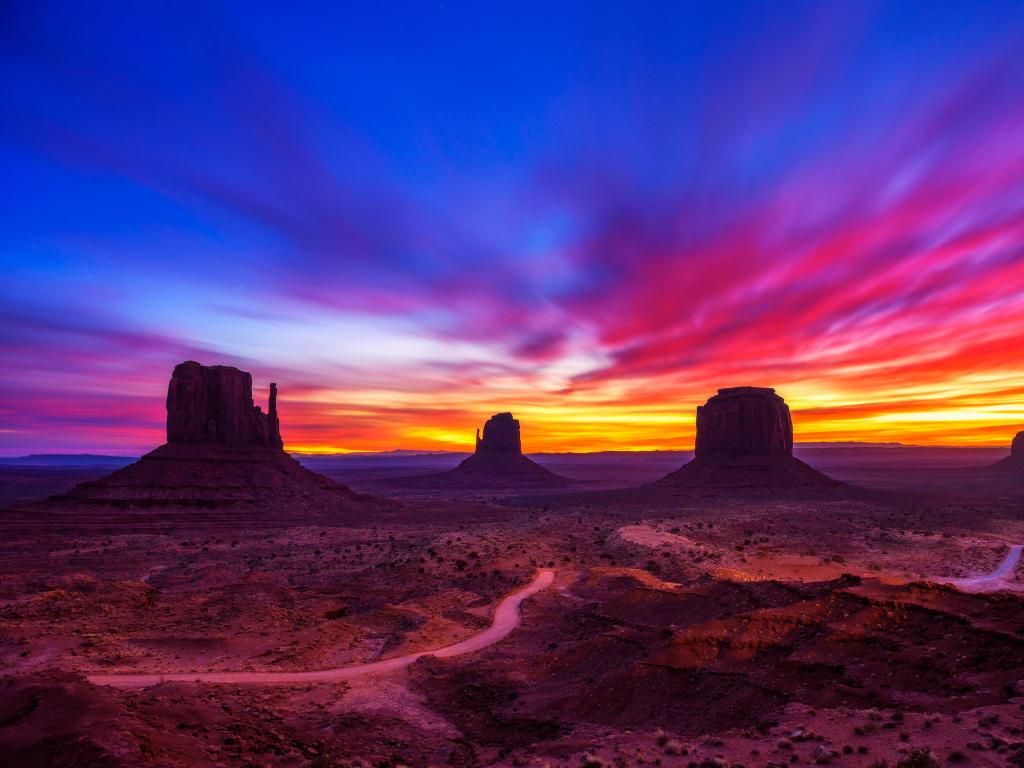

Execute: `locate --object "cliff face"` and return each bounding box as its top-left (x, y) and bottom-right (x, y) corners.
top-left (1013, 432), bottom-right (1024, 458)
top-left (695, 387), bottom-right (793, 458)
top-left (166, 361), bottom-right (283, 449)
top-left (474, 412), bottom-right (523, 455)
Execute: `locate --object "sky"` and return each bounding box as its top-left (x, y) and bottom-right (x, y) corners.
top-left (2, 1), bottom-right (1024, 455)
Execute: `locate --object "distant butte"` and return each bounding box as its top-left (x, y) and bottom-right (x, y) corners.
top-left (459, 412), bottom-right (537, 474)
top-left (2, 361), bottom-right (378, 531)
top-left (393, 412), bottom-right (569, 489)
top-left (654, 386), bottom-right (841, 493)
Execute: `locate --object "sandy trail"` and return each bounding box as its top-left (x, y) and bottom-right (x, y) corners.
top-left (89, 569), bottom-right (555, 689)
top-left (948, 544), bottom-right (1023, 592)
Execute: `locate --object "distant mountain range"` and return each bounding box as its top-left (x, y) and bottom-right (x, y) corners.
top-left (0, 454), bottom-right (138, 467)
top-left (0, 442), bottom-right (1007, 468)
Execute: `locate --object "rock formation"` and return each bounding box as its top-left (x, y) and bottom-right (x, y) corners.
top-left (695, 387), bottom-right (793, 457)
top-left (458, 412), bottom-right (529, 473)
top-left (5, 362), bottom-right (377, 531)
top-left (393, 412), bottom-right (569, 489)
top-left (166, 361), bottom-right (283, 448)
top-left (986, 430), bottom-right (1024, 475)
top-left (655, 387), bottom-right (840, 493)
top-left (475, 412), bottom-right (522, 454)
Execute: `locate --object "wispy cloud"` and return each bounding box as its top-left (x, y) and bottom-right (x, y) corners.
top-left (2, 3), bottom-right (1023, 453)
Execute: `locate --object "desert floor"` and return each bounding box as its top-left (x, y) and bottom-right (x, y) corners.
top-left (2, 453), bottom-right (1024, 767)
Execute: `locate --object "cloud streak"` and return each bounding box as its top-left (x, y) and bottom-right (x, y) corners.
top-left (2, 3), bottom-right (1023, 454)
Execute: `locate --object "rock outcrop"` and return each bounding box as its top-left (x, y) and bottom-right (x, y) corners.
top-left (986, 430), bottom-right (1024, 475)
top-left (457, 412), bottom-right (530, 473)
top-left (4, 362), bottom-right (377, 531)
top-left (166, 361), bottom-right (282, 448)
top-left (392, 412), bottom-right (569, 489)
top-left (695, 387), bottom-right (792, 457)
top-left (655, 387), bottom-right (840, 494)
top-left (474, 412), bottom-right (522, 455)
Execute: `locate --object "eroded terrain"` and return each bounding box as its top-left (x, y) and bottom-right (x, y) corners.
top-left (2, 458), bottom-right (1024, 767)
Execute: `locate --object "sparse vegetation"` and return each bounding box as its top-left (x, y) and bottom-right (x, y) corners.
top-left (895, 749), bottom-right (939, 768)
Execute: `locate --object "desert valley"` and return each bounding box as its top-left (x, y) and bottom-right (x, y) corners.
top-left (2, 362), bottom-right (1023, 768)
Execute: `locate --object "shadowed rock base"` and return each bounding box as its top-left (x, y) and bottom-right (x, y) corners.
top-left (984, 430), bottom-right (1024, 478)
top-left (655, 454), bottom-right (840, 492)
top-left (2, 447), bottom-right (378, 533)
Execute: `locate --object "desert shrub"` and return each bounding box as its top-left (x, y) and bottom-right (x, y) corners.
top-left (662, 739), bottom-right (686, 755)
top-left (895, 749), bottom-right (939, 768)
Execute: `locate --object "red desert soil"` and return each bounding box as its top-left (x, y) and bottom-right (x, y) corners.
top-left (3, 450), bottom-right (1024, 766)
top-left (87, 569), bottom-right (555, 688)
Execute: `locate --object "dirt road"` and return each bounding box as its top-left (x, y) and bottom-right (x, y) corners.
top-left (949, 544), bottom-right (1023, 592)
top-left (89, 569), bottom-right (555, 689)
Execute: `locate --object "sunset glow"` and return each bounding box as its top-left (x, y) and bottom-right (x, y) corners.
top-left (3, 2), bottom-right (1024, 455)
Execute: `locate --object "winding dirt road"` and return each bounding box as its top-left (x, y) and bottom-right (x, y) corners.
top-left (949, 544), bottom-right (1023, 592)
top-left (89, 569), bottom-right (555, 689)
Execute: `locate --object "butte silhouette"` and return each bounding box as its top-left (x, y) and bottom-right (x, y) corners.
top-left (393, 412), bottom-right (569, 489)
top-left (3, 361), bottom-right (375, 531)
top-left (986, 430), bottom-right (1024, 476)
top-left (653, 386), bottom-right (840, 493)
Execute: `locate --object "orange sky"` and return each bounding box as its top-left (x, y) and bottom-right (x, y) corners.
top-left (279, 368), bottom-right (1024, 454)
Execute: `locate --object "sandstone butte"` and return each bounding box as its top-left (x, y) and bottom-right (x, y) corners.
top-left (395, 412), bottom-right (570, 489)
top-left (655, 386), bottom-right (841, 492)
top-left (2, 361), bottom-right (378, 532)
